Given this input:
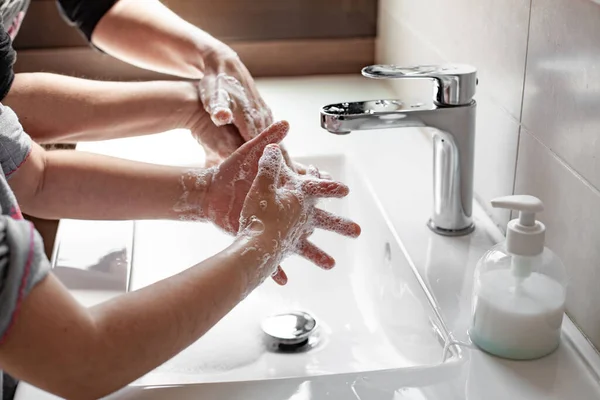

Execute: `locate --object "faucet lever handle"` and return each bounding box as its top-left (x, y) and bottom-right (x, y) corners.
top-left (361, 64), bottom-right (477, 106)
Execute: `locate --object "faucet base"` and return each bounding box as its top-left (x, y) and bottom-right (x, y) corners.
top-left (427, 220), bottom-right (475, 237)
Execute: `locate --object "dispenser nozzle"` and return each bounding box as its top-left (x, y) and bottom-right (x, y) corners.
top-left (491, 195), bottom-right (544, 226)
top-left (490, 195), bottom-right (545, 257)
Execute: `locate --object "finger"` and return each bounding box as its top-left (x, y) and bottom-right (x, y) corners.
top-left (313, 208), bottom-right (362, 238)
top-left (271, 266), bottom-right (288, 285)
top-left (254, 144), bottom-right (284, 191)
top-left (233, 121), bottom-right (289, 165)
top-left (278, 144), bottom-right (297, 172)
top-left (238, 69), bottom-right (272, 131)
top-left (307, 165), bottom-right (320, 178)
top-left (201, 76), bottom-right (235, 126)
top-left (245, 104), bottom-right (271, 140)
top-left (301, 180), bottom-right (349, 198)
top-left (235, 105), bottom-right (259, 142)
top-left (319, 170), bottom-right (333, 180)
top-left (224, 79), bottom-right (259, 141)
top-left (296, 240), bottom-right (335, 270)
top-left (294, 162), bottom-right (308, 175)
top-left (198, 78), bottom-right (214, 110)
top-left (294, 163), bottom-right (332, 179)
top-left (306, 164), bottom-right (332, 180)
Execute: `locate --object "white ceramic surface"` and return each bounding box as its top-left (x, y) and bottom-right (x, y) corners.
top-left (128, 155), bottom-right (453, 386)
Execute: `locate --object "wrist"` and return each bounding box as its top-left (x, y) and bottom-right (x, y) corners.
top-left (232, 229), bottom-right (282, 289)
top-left (172, 167), bottom-right (215, 221)
top-left (174, 81), bottom-right (203, 130)
top-left (192, 33), bottom-right (238, 74)
top-left (192, 29), bottom-right (228, 54)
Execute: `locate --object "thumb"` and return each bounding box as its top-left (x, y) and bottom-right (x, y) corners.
top-left (201, 75), bottom-right (234, 126)
top-left (253, 144), bottom-right (284, 192)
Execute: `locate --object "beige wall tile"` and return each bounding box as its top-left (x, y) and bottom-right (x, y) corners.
top-left (522, 0), bottom-right (600, 191)
top-left (515, 129), bottom-right (600, 349)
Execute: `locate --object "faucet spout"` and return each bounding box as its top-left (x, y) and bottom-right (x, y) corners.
top-left (321, 99), bottom-right (432, 134)
top-left (320, 64), bottom-right (477, 237)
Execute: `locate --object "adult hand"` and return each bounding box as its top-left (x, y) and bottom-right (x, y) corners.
top-left (195, 43), bottom-right (295, 167)
top-left (185, 106), bottom-right (244, 167)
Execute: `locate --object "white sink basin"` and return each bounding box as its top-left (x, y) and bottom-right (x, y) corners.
top-left (127, 154), bottom-right (456, 386)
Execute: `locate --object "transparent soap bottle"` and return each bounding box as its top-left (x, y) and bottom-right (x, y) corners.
top-left (470, 195), bottom-right (568, 360)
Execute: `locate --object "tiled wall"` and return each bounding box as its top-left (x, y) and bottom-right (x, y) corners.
top-left (377, 0), bottom-right (600, 350)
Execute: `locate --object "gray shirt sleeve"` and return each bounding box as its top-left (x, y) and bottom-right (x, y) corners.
top-left (0, 216), bottom-right (50, 341)
top-left (0, 105), bottom-right (31, 179)
top-left (0, 103), bottom-right (49, 342)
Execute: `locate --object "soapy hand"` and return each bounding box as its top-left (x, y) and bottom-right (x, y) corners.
top-left (186, 106), bottom-right (244, 167)
top-left (199, 120), bottom-right (356, 235)
top-left (195, 43), bottom-right (295, 168)
top-left (177, 120), bottom-right (360, 284)
top-left (238, 144), bottom-right (361, 286)
top-left (198, 47), bottom-right (271, 142)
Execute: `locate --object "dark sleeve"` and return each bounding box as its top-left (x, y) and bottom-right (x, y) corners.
top-left (56, 0), bottom-right (119, 41)
top-left (0, 23), bottom-right (15, 101)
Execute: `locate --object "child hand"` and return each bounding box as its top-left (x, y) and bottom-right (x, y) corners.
top-left (238, 144), bottom-right (361, 286)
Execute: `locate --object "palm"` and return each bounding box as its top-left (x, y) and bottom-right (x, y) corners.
top-left (188, 109), bottom-right (244, 165)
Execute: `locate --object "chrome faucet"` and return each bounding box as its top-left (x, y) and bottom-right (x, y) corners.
top-left (320, 65), bottom-right (477, 236)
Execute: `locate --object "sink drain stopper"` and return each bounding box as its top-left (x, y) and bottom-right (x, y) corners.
top-left (261, 311), bottom-right (319, 353)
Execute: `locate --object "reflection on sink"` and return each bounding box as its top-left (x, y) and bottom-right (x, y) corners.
top-left (129, 155), bottom-right (457, 386)
top-left (52, 220), bottom-right (133, 292)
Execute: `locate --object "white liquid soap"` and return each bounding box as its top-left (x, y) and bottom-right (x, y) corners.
top-left (471, 270), bottom-right (565, 359)
top-left (470, 195), bottom-right (567, 360)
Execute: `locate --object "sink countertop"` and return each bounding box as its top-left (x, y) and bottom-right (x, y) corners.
top-left (16, 76), bottom-right (600, 399)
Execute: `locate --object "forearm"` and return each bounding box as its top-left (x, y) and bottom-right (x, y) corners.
top-left (0, 235), bottom-right (262, 399)
top-left (3, 73), bottom-right (198, 143)
top-left (16, 144), bottom-right (209, 221)
top-left (92, 0), bottom-right (220, 79)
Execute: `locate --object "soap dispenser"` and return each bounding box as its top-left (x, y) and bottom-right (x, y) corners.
top-left (470, 195), bottom-right (567, 360)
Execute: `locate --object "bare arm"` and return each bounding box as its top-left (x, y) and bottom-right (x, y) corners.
top-left (0, 233), bottom-right (269, 399)
top-left (9, 121), bottom-right (295, 224)
top-left (3, 74), bottom-right (199, 143)
top-left (91, 0), bottom-right (276, 148)
top-left (91, 0), bottom-right (215, 79)
top-left (10, 142), bottom-right (201, 221)
top-left (0, 141), bottom-right (356, 399)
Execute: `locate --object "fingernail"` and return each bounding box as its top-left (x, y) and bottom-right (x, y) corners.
top-left (211, 107), bottom-right (233, 125)
top-left (272, 271), bottom-right (287, 285)
top-left (350, 224), bottom-right (362, 238)
top-left (277, 120), bottom-right (290, 129)
top-left (322, 260), bottom-right (336, 270)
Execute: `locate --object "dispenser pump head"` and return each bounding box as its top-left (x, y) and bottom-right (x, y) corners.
top-left (491, 195), bottom-right (546, 256)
